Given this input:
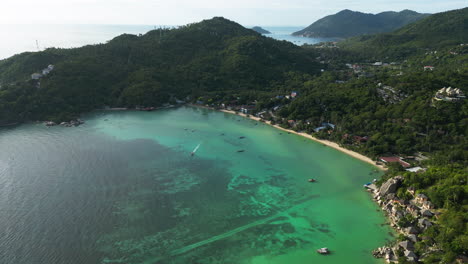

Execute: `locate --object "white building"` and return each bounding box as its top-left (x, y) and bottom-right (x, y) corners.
top-left (31, 73), bottom-right (42, 80)
top-left (434, 87), bottom-right (466, 102)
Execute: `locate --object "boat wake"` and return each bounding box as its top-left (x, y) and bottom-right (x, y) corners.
top-left (191, 143), bottom-right (201, 156)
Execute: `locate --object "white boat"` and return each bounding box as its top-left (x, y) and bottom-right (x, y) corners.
top-left (317, 248), bottom-right (330, 254)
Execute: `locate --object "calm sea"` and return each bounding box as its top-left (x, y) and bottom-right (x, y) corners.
top-left (0, 107), bottom-right (392, 264)
top-left (0, 25), bottom-right (332, 60)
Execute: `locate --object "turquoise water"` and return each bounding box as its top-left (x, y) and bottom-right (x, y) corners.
top-left (0, 106), bottom-right (392, 263)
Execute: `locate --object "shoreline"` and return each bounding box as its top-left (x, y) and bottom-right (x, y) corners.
top-left (217, 109), bottom-right (387, 171)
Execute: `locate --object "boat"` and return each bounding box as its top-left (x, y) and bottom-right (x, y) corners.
top-left (191, 143), bottom-right (201, 156)
top-left (237, 150), bottom-right (245, 153)
top-left (317, 248), bottom-right (330, 254)
top-left (308, 179), bottom-right (316, 182)
top-left (239, 136), bottom-right (246, 139)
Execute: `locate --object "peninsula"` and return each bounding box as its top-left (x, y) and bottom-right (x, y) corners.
top-left (251, 26), bottom-right (271, 34)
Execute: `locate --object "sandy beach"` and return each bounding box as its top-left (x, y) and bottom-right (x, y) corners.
top-left (219, 109), bottom-right (387, 171)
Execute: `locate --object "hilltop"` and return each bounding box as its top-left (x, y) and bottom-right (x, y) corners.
top-left (0, 17), bottom-right (320, 123)
top-left (293, 9), bottom-right (429, 38)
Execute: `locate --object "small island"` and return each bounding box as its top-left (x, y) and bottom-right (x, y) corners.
top-left (251, 26), bottom-right (271, 34)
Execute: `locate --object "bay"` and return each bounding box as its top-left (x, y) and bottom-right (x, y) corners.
top-left (0, 106), bottom-right (392, 264)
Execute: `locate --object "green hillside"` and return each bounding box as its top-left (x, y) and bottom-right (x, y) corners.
top-left (0, 17), bottom-right (319, 122)
top-left (292, 9), bottom-right (429, 38)
top-left (340, 7), bottom-right (468, 59)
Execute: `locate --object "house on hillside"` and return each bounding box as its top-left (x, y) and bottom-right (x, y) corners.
top-left (433, 87), bottom-right (465, 102)
top-left (421, 201), bottom-right (434, 210)
top-left (42, 65), bottom-right (54, 75)
top-left (415, 194), bottom-right (428, 204)
top-left (398, 241), bottom-right (415, 251)
top-left (31, 73), bottom-right (42, 80)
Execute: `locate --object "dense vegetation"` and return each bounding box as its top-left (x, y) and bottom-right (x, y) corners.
top-left (292, 9), bottom-right (428, 38)
top-left (340, 7), bottom-right (468, 59)
top-left (0, 8), bottom-right (467, 263)
top-left (0, 17), bottom-right (320, 123)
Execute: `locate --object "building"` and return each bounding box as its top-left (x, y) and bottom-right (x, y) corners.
top-left (415, 194), bottom-right (428, 204)
top-left (405, 226), bottom-right (419, 235)
top-left (421, 201), bottom-right (434, 210)
top-left (434, 87), bottom-right (466, 102)
top-left (240, 105), bottom-right (256, 114)
top-left (379, 156), bottom-right (411, 168)
top-left (418, 218), bottom-right (433, 230)
top-left (406, 204), bottom-right (420, 217)
top-left (398, 240), bottom-right (415, 251)
top-left (42, 65), bottom-right (54, 75)
top-left (421, 209), bottom-right (434, 217)
top-left (406, 167), bottom-right (425, 173)
top-left (31, 73), bottom-right (42, 80)
top-left (405, 250), bottom-right (418, 262)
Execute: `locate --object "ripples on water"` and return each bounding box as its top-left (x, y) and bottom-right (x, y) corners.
top-left (0, 108), bottom-right (391, 264)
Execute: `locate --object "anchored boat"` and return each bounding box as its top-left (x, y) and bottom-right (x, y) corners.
top-left (317, 248), bottom-right (330, 254)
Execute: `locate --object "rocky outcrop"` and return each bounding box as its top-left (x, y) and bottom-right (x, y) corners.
top-left (45, 119), bottom-right (84, 127)
top-left (379, 176), bottom-right (403, 196)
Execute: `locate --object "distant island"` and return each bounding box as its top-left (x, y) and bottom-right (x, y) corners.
top-left (251, 26), bottom-right (271, 34)
top-left (293, 9), bottom-right (429, 38)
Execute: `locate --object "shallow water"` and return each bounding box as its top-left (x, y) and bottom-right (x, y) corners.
top-left (0, 106), bottom-right (392, 264)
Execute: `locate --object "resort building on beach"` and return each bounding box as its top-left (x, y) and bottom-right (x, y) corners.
top-left (379, 156), bottom-right (411, 168)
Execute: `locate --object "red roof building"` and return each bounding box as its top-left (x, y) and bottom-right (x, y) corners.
top-left (379, 156), bottom-right (411, 168)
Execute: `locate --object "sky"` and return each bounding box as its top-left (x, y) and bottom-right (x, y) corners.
top-left (0, 0), bottom-right (466, 26)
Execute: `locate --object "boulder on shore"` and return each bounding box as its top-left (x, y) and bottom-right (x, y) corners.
top-left (379, 176), bottom-right (403, 196)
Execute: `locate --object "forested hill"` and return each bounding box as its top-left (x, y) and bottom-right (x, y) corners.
top-left (292, 9), bottom-right (428, 38)
top-left (340, 7), bottom-right (468, 59)
top-left (251, 26), bottom-right (271, 34)
top-left (0, 17), bottom-right (320, 123)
